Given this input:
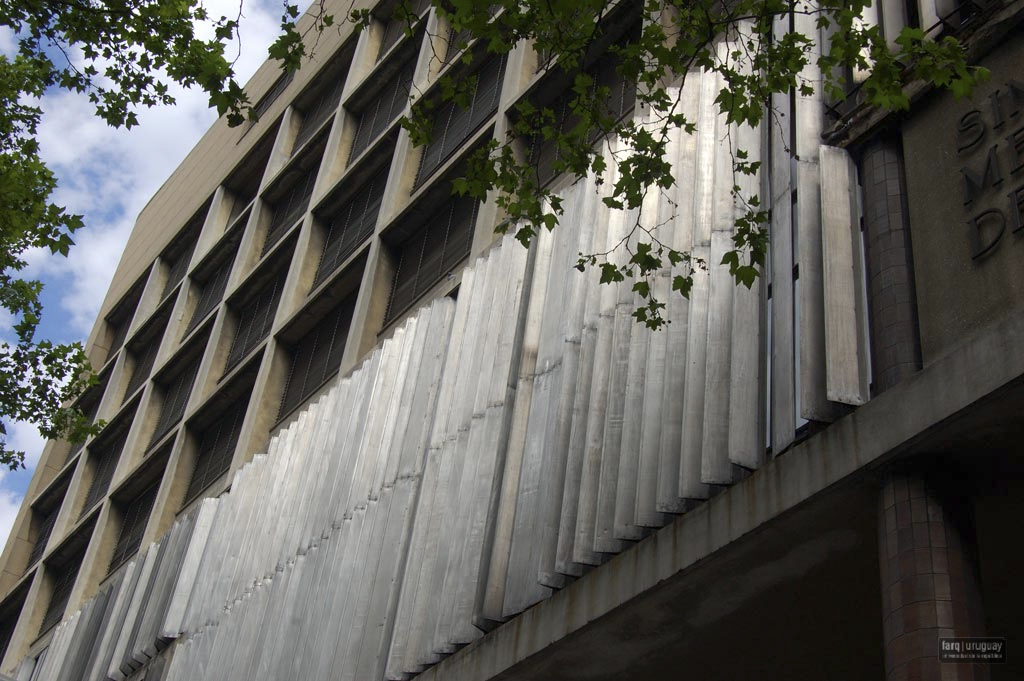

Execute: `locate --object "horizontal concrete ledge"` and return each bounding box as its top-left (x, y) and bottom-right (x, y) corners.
top-left (416, 305), bottom-right (1024, 681)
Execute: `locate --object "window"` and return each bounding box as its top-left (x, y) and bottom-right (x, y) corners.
top-left (67, 373), bottom-right (107, 457)
top-left (294, 71), bottom-right (348, 151)
top-left (103, 275), bottom-right (146, 364)
top-left (81, 414), bottom-right (133, 516)
top-left (186, 238), bottom-right (239, 336)
top-left (279, 296), bottom-right (355, 418)
top-left (528, 52), bottom-right (637, 186)
top-left (40, 549), bottom-right (84, 634)
top-left (348, 59), bottom-right (415, 164)
top-left (26, 506), bottom-right (59, 569)
top-left (251, 71), bottom-right (294, 122)
top-left (314, 164), bottom-right (390, 288)
top-left (124, 305), bottom-right (171, 399)
top-left (386, 192), bottom-right (478, 322)
top-left (377, 0), bottom-right (429, 60)
top-left (184, 397), bottom-right (248, 506)
top-left (224, 266), bottom-right (288, 372)
top-left (161, 220), bottom-right (202, 301)
top-left (262, 151), bottom-right (322, 256)
top-left (0, 588), bottom-right (26, 662)
top-left (107, 481), bottom-right (159, 573)
top-left (149, 352), bottom-right (202, 448)
top-left (414, 53), bottom-right (507, 187)
top-left (225, 131), bottom-right (276, 221)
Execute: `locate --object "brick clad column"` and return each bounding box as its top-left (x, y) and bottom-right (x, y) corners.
top-left (860, 137), bottom-right (922, 393)
top-left (878, 472), bottom-right (988, 681)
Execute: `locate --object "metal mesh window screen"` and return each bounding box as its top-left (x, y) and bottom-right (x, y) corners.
top-left (225, 268), bottom-right (287, 371)
top-left (252, 71), bottom-right (294, 121)
top-left (348, 61), bottom-right (414, 164)
top-left (68, 380), bottom-right (105, 457)
top-left (279, 297), bottom-right (355, 418)
top-left (263, 163), bottom-right (319, 256)
top-left (81, 423), bottom-right (131, 516)
top-left (162, 238), bottom-right (197, 300)
top-left (295, 76), bottom-right (347, 151)
top-left (0, 595), bottom-right (22, 662)
top-left (125, 339), bottom-right (159, 399)
top-left (314, 166), bottom-right (389, 288)
top-left (187, 247), bottom-right (236, 335)
top-left (529, 53), bottom-right (637, 186)
top-left (377, 0), bottom-right (429, 60)
top-left (415, 53), bottom-right (507, 187)
top-left (26, 507), bottom-right (58, 568)
top-left (184, 398), bottom-right (247, 505)
top-left (107, 481), bottom-right (159, 573)
top-left (387, 194), bottom-right (477, 322)
top-left (149, 354), bottom-right (202, 448)
top-left (104, 281), bottom-right (144, 362)
top-left (125, 309), bottom-right (170, 398)
top-left (40, 551), bottom-right (83, 634)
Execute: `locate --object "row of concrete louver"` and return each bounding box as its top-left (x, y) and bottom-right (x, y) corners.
top-left (15, 52), bottom-right (864, 680)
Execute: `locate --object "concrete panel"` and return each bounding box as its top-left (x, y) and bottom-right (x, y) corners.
top-left (820, 145), bottom-right (870, 405)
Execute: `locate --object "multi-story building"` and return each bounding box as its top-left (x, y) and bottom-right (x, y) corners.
top-left (0, 0), bottom-right (1021, 679)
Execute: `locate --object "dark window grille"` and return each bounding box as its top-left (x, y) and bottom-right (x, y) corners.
top-left (529, 53), bottom-right (636, 186)
top-left (68, 379), bottom-right (105, 457)
top-left (415, 53), bottom-right (507, 187)
top-left (295, 76), bottom-right (347, 151)
top-left (224, 268), bottom-right (287, 371)
top-left (81, 421), bottom-right (131, 516)
top-left (279, 297), bottom-right (355, 418)
top-left (348, 60), bottom-right (414, 164)
top-left (104, 278), bottom-right (145, 363)
top-left (263, 163), bottom-right (318, 256)
top-left (386, 194), bottom-right (477, 322)
top-left (445, 26), bottom-right (473, 64)
top-left (107, 481), bottom-right (159, 573)
top-left (125, 309), bottom-right (171, 398)
top-left (184, 398), bottom-right (247, 505)
top-left (0, 593), bottom-right (22, 662)
top-left (149, 354), bottom-right (202, 448)
top-left (252, 71), bottom-right (294, 122)
top-left (378, 0), bottom-right (429, 60)
top-left (187, 247), bottom-right (237, 335)
top-left (40, 551), bottom-right (83, 634)
top-left (125, 340), bottom-right (159, 399)
top-left (26, 507), bottom-right (58, 568)
top-left (162, 239), bottom-right (197, 300)
top-left (314, 165), bottom-right (389, 288)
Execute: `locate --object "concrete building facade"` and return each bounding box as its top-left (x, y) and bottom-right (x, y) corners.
top-left (0, 0), bottom-right (1022, 679)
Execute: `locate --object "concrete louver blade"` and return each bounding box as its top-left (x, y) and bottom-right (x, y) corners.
top-left (472, 223), bottom-right (553, 628)
top-left (536, 179), bottom-right (601, 584)
top-left (162, 498), bottom-right (218, 637)
top-left (554, 173), bottom-right (608, 577)
top-left (574, 155), bottom-right (627, 565)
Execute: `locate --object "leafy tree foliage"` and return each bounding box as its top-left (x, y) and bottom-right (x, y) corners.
top-left (348, 0), bottom-right (986, 328)
top-left (0, 0), bottom-right (986, 467)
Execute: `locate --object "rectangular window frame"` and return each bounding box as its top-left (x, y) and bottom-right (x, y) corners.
top-left (278, 294), bottom-right (356, 419)
top-left (313, 161), bottom-right (391, 289)
top-left (385, 188), bottom-right (478, 324)
top-left (414, 52), bottom-right (508, 188)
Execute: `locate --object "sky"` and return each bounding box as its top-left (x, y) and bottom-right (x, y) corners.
top-left (0, 0), bottom-right (311, 549)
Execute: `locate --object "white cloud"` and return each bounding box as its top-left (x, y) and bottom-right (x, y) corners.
top-left (0, 486), bottom-right (22, 557)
